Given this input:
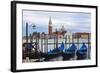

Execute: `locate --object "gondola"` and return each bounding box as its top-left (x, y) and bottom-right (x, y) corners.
top-left (44, 42), bottom-right (64, 61)
top-left (62, 43), bottom-right (77, 60)
top-left (76, 43), bottom-right (87, 60)
top-left (23, 42), bottom-right (41, 59)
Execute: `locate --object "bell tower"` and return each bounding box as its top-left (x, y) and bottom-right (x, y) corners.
top-left (48, 17), bottom-right (52, 35)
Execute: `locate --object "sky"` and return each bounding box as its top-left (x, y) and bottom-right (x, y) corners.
top-left (22, 10), bottom-right (91, 36)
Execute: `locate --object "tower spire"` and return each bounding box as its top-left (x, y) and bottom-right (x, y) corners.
top-left (49, 17), bottom-right (52, 25)
top-left (48, 17), bottom-right (52, 36)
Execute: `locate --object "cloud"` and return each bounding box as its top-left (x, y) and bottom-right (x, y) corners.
top-left (22, 10), bottom-right (91, 36)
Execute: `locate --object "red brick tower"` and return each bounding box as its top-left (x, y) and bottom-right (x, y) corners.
top-left (48, 17), bottom-right (52, 36)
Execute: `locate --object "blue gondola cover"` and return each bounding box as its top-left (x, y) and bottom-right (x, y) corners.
top-left (47, 42), bottom-right (64, 54)
top-left (78, 43), bottom-right (87, 54)
top-left (26, 43), bottom-right (33, 49)
top-left (58, 42), bottom-right (64, 51)
top-left (64, 43), bottom-right (77, 54)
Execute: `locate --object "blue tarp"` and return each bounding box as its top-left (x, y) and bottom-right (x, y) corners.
top-left (48, 43), bottom-right (78, 54)
top-left (26, 43), bottom-right (33, 49)
top-left (64, 43), bottom-right (77, 54)
top-left (58, 42), bottom-right (64, 51)
top-left (78, 43), bottom-right (87, 54)
top-left (47, 42), bottom-right (64, 54)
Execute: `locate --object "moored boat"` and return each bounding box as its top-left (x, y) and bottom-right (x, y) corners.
top-left (44, 42), bottom-right (64, 61)
top-left (76, 43), bottom-right (87, 60)
top-left (62, 43), bottom-right (77, 60)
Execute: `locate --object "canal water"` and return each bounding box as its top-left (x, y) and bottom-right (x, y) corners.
top-left (45, 55), bottom-right (63, 61)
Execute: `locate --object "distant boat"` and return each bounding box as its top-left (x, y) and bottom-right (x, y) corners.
top-left (62, 43), bottom-right (77, 60)
top-left (77, 43), bottom-right (87, 60)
